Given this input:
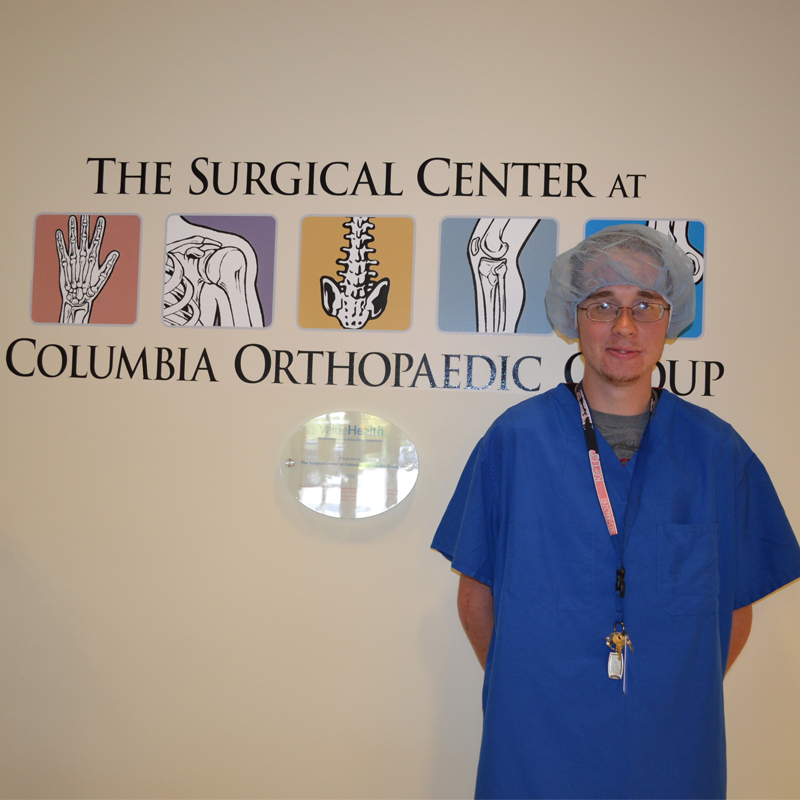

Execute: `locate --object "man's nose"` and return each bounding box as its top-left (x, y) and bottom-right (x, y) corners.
top-left (611, 307), bottom-right (637, 333)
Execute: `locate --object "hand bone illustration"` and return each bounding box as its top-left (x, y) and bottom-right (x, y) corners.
top-left (468, 218), bottom-right (539, 333)
top-left (55, 215), bottom-right (119, 324)
top-left (646, 219), bottom-right (705, 284)
top-left (320, 217), bottom-right (390, 329)
top-left (163, 218), bottom-right (264, 327)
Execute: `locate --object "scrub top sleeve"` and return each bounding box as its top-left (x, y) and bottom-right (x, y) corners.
top-left (734, 451), bottom-right (800, 608)
top-left (431, 439), bottom-right (497, 588)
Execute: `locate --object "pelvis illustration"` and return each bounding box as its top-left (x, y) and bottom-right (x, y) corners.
top-left (320, 217), bottom-right (390, 330)
top-left (163, 217), bottom-right (264, 327)
top-left (468, 218), bottom-right (540, 333)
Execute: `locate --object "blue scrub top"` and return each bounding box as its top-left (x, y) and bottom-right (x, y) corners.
top-left (433, 384), bottom-right (800, 800)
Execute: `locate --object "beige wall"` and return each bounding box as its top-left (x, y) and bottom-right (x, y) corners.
top-left (1, 1), bottom-right (799, 797)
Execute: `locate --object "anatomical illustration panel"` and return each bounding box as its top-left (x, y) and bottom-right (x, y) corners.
top-left (31, 214), bottom-right (141, 325)
top-left (163, 215), bottom-right (275, 328)
top-left (298, 216), bottom-right (414, 331)
top-left (438, 216), bottom-right (557, 335)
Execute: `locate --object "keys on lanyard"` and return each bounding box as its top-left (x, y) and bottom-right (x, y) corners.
top-left (606, 625), bottom-right (634, 692)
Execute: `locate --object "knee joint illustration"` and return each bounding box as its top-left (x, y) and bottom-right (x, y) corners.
top-left (468, 218), bottom-right (539, 333)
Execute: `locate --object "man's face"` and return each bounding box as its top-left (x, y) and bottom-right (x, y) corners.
top-left (577, 284), bottom-right (670, 390)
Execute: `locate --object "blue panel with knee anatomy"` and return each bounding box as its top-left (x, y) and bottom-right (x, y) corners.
top-left (438, 216), bottom-right (558, 335)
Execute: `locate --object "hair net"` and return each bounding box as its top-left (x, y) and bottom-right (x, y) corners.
top-left (544, 224), bottom-right (696, 340)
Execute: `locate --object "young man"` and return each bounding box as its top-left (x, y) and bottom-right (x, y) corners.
top-left (432, 225), bottom-right (800, 800)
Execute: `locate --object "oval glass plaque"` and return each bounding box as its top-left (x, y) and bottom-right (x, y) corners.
top-left (280, 411), bottom-right (419, 519)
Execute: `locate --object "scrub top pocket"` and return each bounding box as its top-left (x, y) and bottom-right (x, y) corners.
top-left (657, 523), bottom-right (720, 614)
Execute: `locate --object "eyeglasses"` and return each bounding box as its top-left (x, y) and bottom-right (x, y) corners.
top-left (578, 300), bottom-right (670, 323)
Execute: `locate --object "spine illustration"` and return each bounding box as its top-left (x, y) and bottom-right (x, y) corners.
top-left (321, 217), bottom-right (390, 329)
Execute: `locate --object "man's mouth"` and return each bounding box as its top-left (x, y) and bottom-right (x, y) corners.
top-left (607, 348), bottom-right (640, 358)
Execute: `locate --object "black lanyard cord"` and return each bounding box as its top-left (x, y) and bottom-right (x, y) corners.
top-left (566, 382), bottom-right (660, 625)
